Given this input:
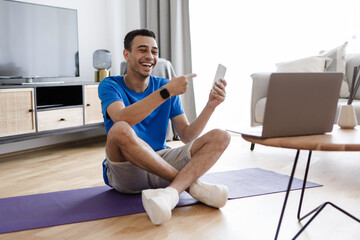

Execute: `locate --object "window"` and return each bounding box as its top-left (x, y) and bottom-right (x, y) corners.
top-left (190, 0), bottom-right (360, 131)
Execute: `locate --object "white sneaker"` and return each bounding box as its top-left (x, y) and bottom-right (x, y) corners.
top-left (141, 187), bottom-right (179, 225)
top-left (189, 180), bottom-right (229, 208)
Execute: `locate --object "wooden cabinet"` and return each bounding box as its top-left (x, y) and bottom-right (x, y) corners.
top-left (37, 107), bottom-right (83, 131)
top-left (0, 82), bottom-right (103, 144)
top-left (0, 88), bottom-right (35, 137)
top-left (84, 85), bottom-right (103, 124)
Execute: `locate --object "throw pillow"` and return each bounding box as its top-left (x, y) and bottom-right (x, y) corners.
top-left (319, 42), bottom-right (350, 98)
top-left (275, 56), bottom-right (330, 72)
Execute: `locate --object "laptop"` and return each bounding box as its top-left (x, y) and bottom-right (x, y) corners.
top-left (233, 72), bottom-right (343, 138)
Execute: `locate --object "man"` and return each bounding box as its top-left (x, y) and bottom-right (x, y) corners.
top-left (98, 29), bottom-right (231, 225)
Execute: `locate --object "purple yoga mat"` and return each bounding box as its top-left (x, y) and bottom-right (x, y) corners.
top-left (0, 168), bottom-right (321, 234)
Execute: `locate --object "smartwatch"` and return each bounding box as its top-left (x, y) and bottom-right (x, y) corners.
top-left (159, 86), bottom-right (170, 100)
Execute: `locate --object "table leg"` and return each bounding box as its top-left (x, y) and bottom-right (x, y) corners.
top-left (292, 151), bottom-right (360, 240)
top-left (250, 143), bottom-right (255, 151)
top-left (293, 202), bottom-right (360, 239)
top-left (274, 150), bottom-right (300, 240)
top-left (297, 150), bottom-right (312, 221)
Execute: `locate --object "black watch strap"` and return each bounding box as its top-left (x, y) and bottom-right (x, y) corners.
top-left (159, 86), bottom-right (170, 99)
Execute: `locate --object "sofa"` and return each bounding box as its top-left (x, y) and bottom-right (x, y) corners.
top-left (250, 48), bottom-right (360, 127)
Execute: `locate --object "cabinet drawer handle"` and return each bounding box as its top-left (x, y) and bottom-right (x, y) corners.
top-left (60, 118), bottom-right (66, 121)
top-left (87, 104), bottom-right (91, 106)
top-left (29, 109), bottom-right (35, 113)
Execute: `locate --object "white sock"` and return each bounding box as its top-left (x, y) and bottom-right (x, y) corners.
top-left (189, 180), bottom-right (229, 208)
top-left (141, 187), bottom-right (179, 225)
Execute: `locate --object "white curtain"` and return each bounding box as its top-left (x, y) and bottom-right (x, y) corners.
top-left (139, 0), bottom-right (196, 122)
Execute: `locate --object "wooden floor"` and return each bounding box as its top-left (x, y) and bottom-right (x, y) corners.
top-left (0, 134), bottom-right (360, 240)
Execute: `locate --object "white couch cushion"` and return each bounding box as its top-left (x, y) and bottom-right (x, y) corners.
top-left (275, 55), bottom-right (349, 98)
top-left (274, 43), bottom-right (350, 98)
top-left (319, 42), bottom-right (350, 98)
top-left (345, 54), bottom-right (360, 100)
top-left (255, 97), bottom-right (267, 123)
top-left (275, 56), bottom-right (329, 72)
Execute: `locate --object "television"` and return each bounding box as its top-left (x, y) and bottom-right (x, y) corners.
top-left (0, 0), bottom-right (79, 84)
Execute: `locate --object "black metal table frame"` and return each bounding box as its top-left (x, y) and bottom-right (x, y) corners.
top-left (274, 150), bottom-right (360, 239)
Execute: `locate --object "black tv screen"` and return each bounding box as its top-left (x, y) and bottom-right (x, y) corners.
top-left (0, 0), bottom-right (79, 81)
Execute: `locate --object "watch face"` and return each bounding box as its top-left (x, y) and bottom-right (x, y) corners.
top-left (160, 87), bottom-right (170, 99)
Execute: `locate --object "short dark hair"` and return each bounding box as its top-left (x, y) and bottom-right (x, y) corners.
top-left (124, 29), bottom-right (156, 51)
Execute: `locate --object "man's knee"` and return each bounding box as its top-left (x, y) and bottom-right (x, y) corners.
top-left (208, 129), bottom-right (231, 151)
top-left (108, 121), bottom-right (136, 146)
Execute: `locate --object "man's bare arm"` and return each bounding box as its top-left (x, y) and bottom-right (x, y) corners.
top-left (173, 79), bottom-right (227, 143)
top-left (106, 90), bottom-right (166, 126)
top-left (107, 74), bottom-right (197, 126)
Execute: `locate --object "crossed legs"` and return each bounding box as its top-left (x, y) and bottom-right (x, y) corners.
top-left (106, 121), bottom-right (231, 224)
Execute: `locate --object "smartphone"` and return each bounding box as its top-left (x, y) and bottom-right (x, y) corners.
top-left (212, 64), bottom-right (226, 94)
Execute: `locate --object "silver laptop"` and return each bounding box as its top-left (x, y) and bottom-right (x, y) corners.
top-left (234, 72), bottom-right (343, 138)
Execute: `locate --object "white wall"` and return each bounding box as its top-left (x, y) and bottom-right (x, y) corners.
top-left (190, 0), bottom-right (360, 133)
top-left (0, 0), bottom-right (143, 155)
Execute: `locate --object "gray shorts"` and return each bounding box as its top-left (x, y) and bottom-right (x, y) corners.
top-left (104, 141), bottom-right (194, 194)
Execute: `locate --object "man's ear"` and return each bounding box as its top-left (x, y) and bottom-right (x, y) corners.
top-left (123, 49), bottom-right (129, 61)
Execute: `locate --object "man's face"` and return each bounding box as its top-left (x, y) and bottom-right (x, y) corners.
top-left (124, 35), bottom-right (158, 78)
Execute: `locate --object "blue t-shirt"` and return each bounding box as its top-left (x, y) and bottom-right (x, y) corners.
top-left (98, 75), bottom-right (184, 151)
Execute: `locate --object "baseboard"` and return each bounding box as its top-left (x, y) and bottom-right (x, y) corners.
top-left (0, 128), bottom-right (106, 156)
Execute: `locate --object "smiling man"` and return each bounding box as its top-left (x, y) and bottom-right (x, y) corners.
top-left (98, 29), bottom-right (231, 225)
